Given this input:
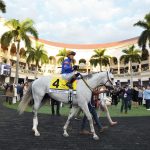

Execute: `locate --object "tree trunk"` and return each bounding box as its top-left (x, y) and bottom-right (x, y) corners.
top-left (35, 62), bottom-right (38, 79)
top-left (130, 60), bottom-right (133, 88)
top-left (15, 41), bottom-right (20, 84)
top-left (100, 58), bottom-right (102, 71)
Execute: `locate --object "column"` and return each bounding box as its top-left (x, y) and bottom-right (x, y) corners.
top-left (7, 46), bottom-right (11, 65)
top-left (117, 58), bottom-right (120, 74)
top-left (128, 62), bottom-right (130, 74)
top-left (149, 55), bottom-right (150, 70)
top-left (138, 63), bottom-right (141, 73)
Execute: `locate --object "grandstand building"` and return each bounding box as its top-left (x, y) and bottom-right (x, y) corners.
top-left (0, 18), bottom-right (150, 86)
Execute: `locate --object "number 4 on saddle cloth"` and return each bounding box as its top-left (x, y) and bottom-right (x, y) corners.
top-left (49, 76), bottom-right (77, 95)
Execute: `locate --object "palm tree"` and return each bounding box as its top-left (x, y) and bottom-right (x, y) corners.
top-left (1, 18), bottom-right (38, 83)
top-left (90, 49), bottom-right (110, 71)
top-left (141, 49), bottom-right (149, 60)
top-left (120, 45), bottom-right (141, 87)
top-left (79, 58), bottom-right (86, 64)
top-left (49, 56), bottom-right (56, 65)
top-left (26, 43), bottom-right (49, 72)
top-left (134, 12), bottom-right (150, 50)
top-left (56, 48), bottom-right (76, 64)
top-left (56, 48), bottom-right (67, 64)
top-left (0, 0), bottom-right (6, 13)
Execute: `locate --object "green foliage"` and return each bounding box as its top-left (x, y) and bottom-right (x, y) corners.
top-left (49, 56), bottom-right (56, 64)
top-left (79, 58), bottom-right (86, 64)
top-left (56, 48), bottom-right (76, 65)
top-left (112, 57), bottom-right (118, 65)
top-left (90, 49), bottom-right (110, 71)
top-left (26, 43), bottom-right (49, 68)
top-left (0, 0), bottom-right (6, 13)
top-left (120, 45), bottom-right (141, 64)
top-left (56, 48), bottom-right (67, 64)
top-left (3, 101), bottom-right (150, 117)
top-left (1, 18), bottom-right (38, 49)
top-left (134, 12), bottom-right (150, 50)
top-left (141, 49), bottom-right (149, 60)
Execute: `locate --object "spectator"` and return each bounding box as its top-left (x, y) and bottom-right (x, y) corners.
top-left (23, 82), bottom-right (29, 95)
top-left (12, 83), bottom-right (17, 104)
top-left (143, 85), bottom-right (150, 110)
top-left (51, 98), bottom-right (61, 116)
top-left (120, 85), bottom-right (132, 114)
top-left (16, 83), bottom-right (21, 101)
top-left (5, 84), bottom-right (14, 104)
top-left (128, 85), bottom-right (133, 110)
top-left (138, 87), bottom-right (143, 105)
top-left (111, 87), bottom-right (119, 106)
top-left (132, 85), bottom-right (139, 108)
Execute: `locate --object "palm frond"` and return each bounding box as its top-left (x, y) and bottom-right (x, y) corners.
top-left (1, 31), bottom-right (13, 47)
top-left (134, 21), bottom-right (149, 29)
top-left (0, 0), bottom-right (6, 13)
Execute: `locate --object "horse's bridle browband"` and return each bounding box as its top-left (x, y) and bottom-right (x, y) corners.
top-left (81, 71), bottom-right (114, 92)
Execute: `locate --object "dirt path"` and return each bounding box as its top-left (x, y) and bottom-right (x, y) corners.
top-left (0, 97), bottom-right (150, 150)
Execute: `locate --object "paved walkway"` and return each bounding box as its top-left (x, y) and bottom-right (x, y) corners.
top-left (0, 97), bottom-right (150, 150)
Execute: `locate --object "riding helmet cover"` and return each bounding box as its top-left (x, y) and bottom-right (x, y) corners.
top-left (67, 50), bottom-right (76, 56)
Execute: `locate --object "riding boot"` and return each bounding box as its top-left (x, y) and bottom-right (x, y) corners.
top-left (66, 73), bottom-right (81, 89)
top-left (66, 75), bottom-right (76, 89)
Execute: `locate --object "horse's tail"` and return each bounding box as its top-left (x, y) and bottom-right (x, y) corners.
top-left (18, 82), bottom-right (33, 114)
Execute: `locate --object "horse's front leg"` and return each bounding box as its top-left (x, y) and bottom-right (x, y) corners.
top-left (63, 106), bottom-right (78, 137)
top-left (80, 103), bottom-right (99, 140)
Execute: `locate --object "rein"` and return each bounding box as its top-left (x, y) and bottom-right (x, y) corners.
top-left (80, 71), bottom-right (113, 92)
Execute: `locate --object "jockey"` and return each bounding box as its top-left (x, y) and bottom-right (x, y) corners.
top-left (61, 50), bottom-right (80, 89)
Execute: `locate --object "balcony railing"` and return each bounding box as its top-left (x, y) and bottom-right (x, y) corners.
top-left (114, 70), bottom-right (150, 77)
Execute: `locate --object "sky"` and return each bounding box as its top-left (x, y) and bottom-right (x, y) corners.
top-left (1, 0), bottom-right (150, 44)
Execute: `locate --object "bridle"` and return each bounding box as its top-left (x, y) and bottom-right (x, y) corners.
top-left (81, 71), bottom-right (114, 92)
top-left (102, 71), bottom-right (114, 87)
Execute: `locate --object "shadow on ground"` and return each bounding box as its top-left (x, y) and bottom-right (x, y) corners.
top-left (0, 97), bottom-right (150, 150)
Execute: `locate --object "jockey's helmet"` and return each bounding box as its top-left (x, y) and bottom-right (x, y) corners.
top-left (67, 50), bottom-right (76, 57)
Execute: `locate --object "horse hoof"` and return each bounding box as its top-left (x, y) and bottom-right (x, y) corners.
top-left (63, 133), bottom-right (69, 137)
top-left (93, 135), bottom-right (99, 140)
top-left (35, 132), bottom-right (40, 136)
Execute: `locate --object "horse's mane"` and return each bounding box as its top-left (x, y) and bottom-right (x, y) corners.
top-left (82, 71), bottom-right (102, 80)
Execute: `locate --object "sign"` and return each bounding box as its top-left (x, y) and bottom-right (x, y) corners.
top-left (0, 64), bottom-right (11, 76)
top-left (50, 77), bottom-right (77, 90)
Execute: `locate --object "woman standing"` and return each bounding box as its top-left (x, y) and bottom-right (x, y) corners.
top-left (143, 85), bottom-right (150, 110)
top-left (132, 86), bottom-right (139, 108)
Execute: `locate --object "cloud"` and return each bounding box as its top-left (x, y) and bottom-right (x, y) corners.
top-left (2, 0), bottom-right (150, 44)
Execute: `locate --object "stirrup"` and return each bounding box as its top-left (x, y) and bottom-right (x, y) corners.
top-left (66, 82), bottom-right (73, 89)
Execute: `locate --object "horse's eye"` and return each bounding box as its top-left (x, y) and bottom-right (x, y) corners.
top-left (111, 78), bottom-right (114, 81)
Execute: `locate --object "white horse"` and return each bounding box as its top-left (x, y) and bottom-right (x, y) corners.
top-left (18, 71), bottom-right (114, 140)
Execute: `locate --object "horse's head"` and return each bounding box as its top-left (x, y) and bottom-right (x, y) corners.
top-left (97, 71), bottom-right (114, 88)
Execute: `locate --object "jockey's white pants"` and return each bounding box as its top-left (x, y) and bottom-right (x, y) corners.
top-left (62, 72), bottom-right (76, 81)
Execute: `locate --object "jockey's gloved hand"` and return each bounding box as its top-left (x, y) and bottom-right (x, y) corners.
top-left (73, 65), bottom-right (79, 71)
top-left (75, 72), bottom-right (83, 79)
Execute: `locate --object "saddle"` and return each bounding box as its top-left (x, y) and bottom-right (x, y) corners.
top-left (49, 76), bottom-right (77, 94)
top-left (49, 76), bottom-right (77, 106)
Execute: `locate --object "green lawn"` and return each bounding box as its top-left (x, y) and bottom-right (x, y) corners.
top-left (3, 101), bottom-right (150, 117)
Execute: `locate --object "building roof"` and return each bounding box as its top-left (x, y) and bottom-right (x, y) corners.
top-left (31, 36), bottom-right (139, 49)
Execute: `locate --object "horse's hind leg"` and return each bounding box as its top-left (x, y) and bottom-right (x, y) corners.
top-left (32, 96), bottom-right (42, 136)
top-left (63, 106), bottom-right (78, 137)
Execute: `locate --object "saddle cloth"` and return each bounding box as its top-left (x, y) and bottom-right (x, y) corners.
top-left (49, 76), bottom-right (77, 94)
